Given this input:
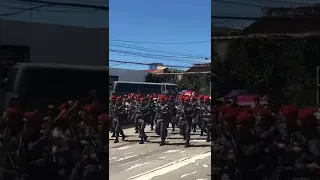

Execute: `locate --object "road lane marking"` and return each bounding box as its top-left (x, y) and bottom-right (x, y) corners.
top-left (117, 145), bottom-right (131, 150)
top-left (127, 152), bottom-right (211, 180)
top-left (118, 149), bottom-right (182, 167)
top-left (126, 162), bottom-right (151, 171)
top-left (180, 171), bottom-right (198, 178)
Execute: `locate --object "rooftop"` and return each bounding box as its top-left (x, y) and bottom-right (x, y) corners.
top-left (187, 63), bottom-right (211, 72)
top-left (244, 18), bottom-right (320, 34)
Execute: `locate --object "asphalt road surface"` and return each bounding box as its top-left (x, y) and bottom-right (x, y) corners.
top-left (109, 126), bottom-right (211, 180)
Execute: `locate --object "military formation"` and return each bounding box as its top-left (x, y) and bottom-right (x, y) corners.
top-left (212, 97), bottom-right (320, 180)
top-left (0, 95), bottom-right (108, 180)
top-left (109, 93), bottom-right (211, 147)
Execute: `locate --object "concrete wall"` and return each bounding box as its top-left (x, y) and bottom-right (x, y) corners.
top-left (0, 19), bottom-right (108, 66)
top-left (110, 68), bottom-right (147, 82)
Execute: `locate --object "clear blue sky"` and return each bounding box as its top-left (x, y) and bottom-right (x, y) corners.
top-left (0, 0), bottom-right (108, 28)
top-left (212, 0), bottom-right (320, 29)
top-left (109, 0), bottom-right (211, 70)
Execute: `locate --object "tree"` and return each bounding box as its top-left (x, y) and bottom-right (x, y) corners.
top-left (144, 73), bottom-right (163, 83)
top-left (228, 38), bottom-right (320, 105)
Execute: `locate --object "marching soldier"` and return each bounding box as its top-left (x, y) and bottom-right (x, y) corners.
top-left (181, 97), bottom-right (195, 147)
top-left (109, 96), bottom-right (116, 137)
top-left (168, 95), bottom-right (177, 132)
top-left (200, 96), bottom-right (211, 142)
top-left (148, 96), bottom-right (156, 131)
top-left (136, 98), bottom-right (149, 144)
top-left (155, 95), bottom-right (170, 146)
top-left (113, 97), bottom-right (126, 143)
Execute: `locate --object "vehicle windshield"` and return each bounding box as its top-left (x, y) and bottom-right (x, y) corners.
top-left (110, 82), bottom-right (115, 91)
top-left (5, 67), bottom-right (18, 92)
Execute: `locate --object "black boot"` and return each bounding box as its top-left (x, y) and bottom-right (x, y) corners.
top-left (122, 134), bottom-right (126, 141)
top-left (206, 137), bottom-right (210, 142)
top-left (185, 141), bottom-right (190, 147)
top-left (114, 138), bottom-right (119, 143)
top-left (200, 131), bottom-right (204, 136)
top-left (159, 139), bottom-right (165, 146)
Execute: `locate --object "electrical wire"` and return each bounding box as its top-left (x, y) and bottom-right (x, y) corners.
top-left (110, 41), bottom-right (209, 59)
top-left (212, 0), bottom-right (314, 8)
top-left (0, 3), bottom-right (52, 16)
top-left (15, 0), bottom-right (108, 10)
top-left (212, 15), bottom-right (320, 20)
top-left (0, 0), bottom-right (108, 16)
top-left (110, 42), bottom-right (209, 59)
top-left (0, 3), bottom-right (98, 13)
top-left (212, 32), bottom-right (320, 40)
top-left (256, 0), bottom-right (313, 5)
top-left (212, 0), bottom-right (266, 8)
top-left (110, 49), bottom-right (203, 63)
top-left (110, 39), bottom-right (210, 45)
top-left (109, 59), bottom-right (210, 69)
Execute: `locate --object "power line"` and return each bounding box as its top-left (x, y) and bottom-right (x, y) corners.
top-left (109, 59), bottom-right (210, 69)
top-left (110, 42), bottom-right (209, 59)
top-left (110, 43), bottom-right (209, 60)
top-left (212, 0), bottom-right (265, 8)
top-left (0, 3), bottom-right (52, 16)
top-left (211, 32), bottom-right (320, 40)
top-left (0, 4), bottom-right (97, 13)
top-left (257, 0), bottom-right (312, 5)
top-left (213, 0), bottom-right (313, 7)
top-left (212, 15), bottom-right (320, 20)
top-left (16, 0), bottom-right (108, 10)
top-left (110, 49), bottom-right (201, 63)
top-left (110, 39), bottom-right (210, 45)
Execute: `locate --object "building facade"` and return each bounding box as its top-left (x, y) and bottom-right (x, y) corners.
top-left (0, 19), bottom-right (108, 80)
top-left (149, 63), bottom-right (164, 70)
top-left (110, 68), bottom-right (148, 82)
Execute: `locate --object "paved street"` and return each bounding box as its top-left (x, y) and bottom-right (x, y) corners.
top-left (109, 126), bottom-right (211, 180)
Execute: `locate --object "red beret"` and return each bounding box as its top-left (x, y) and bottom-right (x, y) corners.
top-left (98, 114), bottom-right (108, 121)
top-left (237, 111), bottom-right (254, 124)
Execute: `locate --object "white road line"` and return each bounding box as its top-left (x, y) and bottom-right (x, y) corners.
top-left (126, 162), bottom-right (151, 171)
top-left (119, 149), bottom-right (181, 167)
top-left (109, 157), bottom-right (117, 160)
top-left (180, 171), bottom-right (198, 178)
top-left (115, 155), bottom-right (139, 162)
top-left (164, 150), bottom-right (181, 154)
top-left (119, 153), bottom-right (161, 167)
top-left (190, 139), bottom-right (207, 142)
top-left (117, 145), bottom-right (131, 150)
top-left (127, 152), bottom-right (211, 180)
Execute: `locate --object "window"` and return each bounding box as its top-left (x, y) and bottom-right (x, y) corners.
top-left (21, 67), bottom-right (109, 105)
top-left (115, 83), bottom-right (162, 94)
top-left (166, 84), bottom-right (178, 91)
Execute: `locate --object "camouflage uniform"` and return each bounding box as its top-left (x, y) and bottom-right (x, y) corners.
top-left (155, 95), bottom-right (170, 146)
top-left (113, 97), bottom-right (126, 143)
top-left (180, 97), bottom-right (195, 147)
top-left (136, 98), bottom-right (149, 144)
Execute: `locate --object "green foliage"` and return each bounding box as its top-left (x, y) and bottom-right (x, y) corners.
top-left (144, 73), bottom-right (163, 83)
top-left (228, 38), bottom-right (320, 105)
top-left (180, 74), bottom-right (211, 95)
